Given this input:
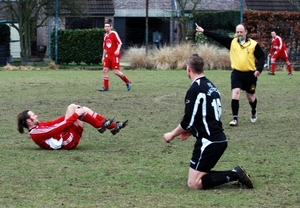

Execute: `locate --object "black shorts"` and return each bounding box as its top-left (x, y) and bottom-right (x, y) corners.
top-left (231, 69), bottom-right (257, 94)
top-left (190, 132), bottom-right (228, 172)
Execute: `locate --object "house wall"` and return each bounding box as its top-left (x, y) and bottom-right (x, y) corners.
top-left (36, 17), bottom-right (66, 57)
top-left (113, 0), bottom-right (241, 17)
top-left (112, 0), bottom-right (241, 47)
top-left (36, 0), bottom-right (242, 57)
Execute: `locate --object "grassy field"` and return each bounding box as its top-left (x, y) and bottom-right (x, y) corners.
top-left (0, 68), bottom-right (299, 207)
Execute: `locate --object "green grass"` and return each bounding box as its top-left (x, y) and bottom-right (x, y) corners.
top-left (0, 69), bottom-right (299, 207)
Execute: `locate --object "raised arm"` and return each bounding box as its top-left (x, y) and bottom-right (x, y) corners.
top-left (195, 23), bottom-right (233, 50)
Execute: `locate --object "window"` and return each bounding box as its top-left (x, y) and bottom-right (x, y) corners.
top-left (65, 17), bottom-right (104, 29)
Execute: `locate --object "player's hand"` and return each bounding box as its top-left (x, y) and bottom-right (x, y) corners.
top-left (163, 132), bottom-right (174, 143)
top-left (114, 50), bottom-right (120, 56)
top-left (254, 70), bottom-right (261, 77)
top-left (179, 131), bottom-right (192, 141)
top-left (195, 23), bottom-right (204, 32)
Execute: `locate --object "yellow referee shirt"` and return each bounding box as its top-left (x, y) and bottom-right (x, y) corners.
top-left (230, 38), bottom-right (258, 72)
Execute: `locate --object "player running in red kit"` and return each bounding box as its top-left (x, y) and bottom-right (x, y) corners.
top-left (98, 22), bottom-right (132, 91)
top-left (268, 31), bottom-right (292, 75)
top-left (17, 104), bottom-right (128, 150)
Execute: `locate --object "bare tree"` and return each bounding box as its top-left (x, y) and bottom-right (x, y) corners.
top-left (288, 0), bottom-right (300, 10)
top-left (174, 0), bottom-right (202, 42)
top-left (0, 0), bottom-right (85, 64)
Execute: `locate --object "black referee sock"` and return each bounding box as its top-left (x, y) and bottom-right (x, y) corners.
top-left (202, 170), bottom-right (238, 190)
top-left (231, 99), bottom-right (239, 120)
top-left (249, 98), bottom-right (257, 113)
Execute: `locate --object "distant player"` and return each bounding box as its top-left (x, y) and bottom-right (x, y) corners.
top-left (163, 54), bottom-right (254, 190)
top-left (98, 22), bottom-right (132, 91)
top-left (268, 31), bottom-right (292, 75)
top-left (17, 104), bottom-right (128, 150)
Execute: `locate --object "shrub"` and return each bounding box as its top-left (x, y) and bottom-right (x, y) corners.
top-left (50, 28), bottom-right (104, 65)
top-left (195, 43), bottom-right (231, 70)
top-left (123, 43), bottom-right (230, 70)
top-left (123, 46), bottom-right (151, 69)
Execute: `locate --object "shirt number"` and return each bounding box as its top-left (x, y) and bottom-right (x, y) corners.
top-left (211, 98), bottom-right (222, 121)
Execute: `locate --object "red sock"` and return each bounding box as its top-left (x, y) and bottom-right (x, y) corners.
top-left (287, 63), bottom-right (292, 73)
top-left (271, 63), bottom-right (276, 73)
top-left (81, 113), bottom-right (103, 128)
top-left (92, 113), bottom-right (116, 129)
top-left (108, 123), bottom-right (116, 129)
top-left (120, 74), bottom-right (130, 83)
top-left (104, 77), bottom-right (109, 89)
top-left (92, 112), bottom-right (106, 121)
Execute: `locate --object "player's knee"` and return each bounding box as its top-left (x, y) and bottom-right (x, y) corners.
top-left (247, 94), bottom-right (255, 102)
top-left (68, 103), bottom-right (76, 108)
top-left (113, 70), bottom-right (122, 77)
top-left (232, 90), bottom-right (240, 99)
top-left (68, 104), bottom-right (77, 110)
top-left (187, 179), bottom-right (202, 190)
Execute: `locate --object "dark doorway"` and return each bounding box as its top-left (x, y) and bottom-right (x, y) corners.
top-left (124, 17), bottom-right (170, 48)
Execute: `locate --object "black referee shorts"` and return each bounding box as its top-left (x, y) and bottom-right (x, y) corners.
top-left (190, 132), bottom-right (228, 172)
top-left (231, 69), bottom-right (257, 94)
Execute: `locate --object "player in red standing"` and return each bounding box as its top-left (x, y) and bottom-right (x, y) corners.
top-left (98, 22), bottom-right (132, 91)
top-left (17, 104), bottom-right (128, 150)
top-left (268, 31), bottom-right (292, 75)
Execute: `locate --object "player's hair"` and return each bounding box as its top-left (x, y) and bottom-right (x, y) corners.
top-left (104, 22), bottom-right (112, 26)
top-left (17, 110), bottom-right (30, 134)
top-left (237, 23), bottom-right (248, 31)
top-left (187, 54), bottom-right (204, 73)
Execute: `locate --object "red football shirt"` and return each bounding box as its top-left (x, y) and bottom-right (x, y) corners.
top-left (269, 35), bottom-right (286, 54)
top-left (103, 31), bottom-right (122, 55)
top-left (29, 113), bottom-right (81, 150)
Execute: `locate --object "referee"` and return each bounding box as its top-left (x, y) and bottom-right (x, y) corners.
top-left (196, 23), bottom-right (265, 126)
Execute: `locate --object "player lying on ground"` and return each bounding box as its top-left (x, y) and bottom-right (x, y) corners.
top-left (17, 103), bottom-right (128, 150)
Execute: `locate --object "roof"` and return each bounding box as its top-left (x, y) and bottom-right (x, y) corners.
top-left (84, 0), bottom-right (114, 15)
top-left (0, 0), bottom-right (115, 17)
top-left (245, 0), bottom-right (300, 12)
top-left (60, 0), bottom-right (114, 15)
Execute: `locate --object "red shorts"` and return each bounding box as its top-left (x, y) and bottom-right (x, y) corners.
top-left (103, 54), bottom-right (121, 70)
top-left (272, 50), bottom-right (289, 62)
top-left (61, 124), bottom-right (84, 150)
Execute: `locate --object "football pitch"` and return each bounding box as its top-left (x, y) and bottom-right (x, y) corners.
top-left (0, 69), bottom-right (299, 207)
